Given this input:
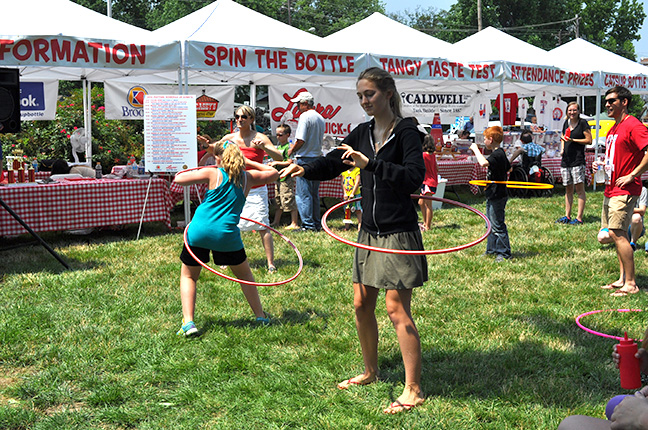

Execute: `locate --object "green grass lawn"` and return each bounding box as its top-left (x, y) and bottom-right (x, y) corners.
top-left (1, 187), bottom-right (647, 429)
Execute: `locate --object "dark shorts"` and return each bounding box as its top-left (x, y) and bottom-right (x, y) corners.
top-left (180, 243), bottom-right (247, 267)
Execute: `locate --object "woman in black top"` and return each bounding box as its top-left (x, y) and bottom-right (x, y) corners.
top-left (558, 102), bottom-right (591, 224)
top-left (281, 67), bottom-right (427, 413)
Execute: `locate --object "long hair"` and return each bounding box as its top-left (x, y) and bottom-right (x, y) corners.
top-left (422, 134), bottom-right (435, 153)
top-left (213, 140), bottom-right (245, 188)
top-left (357, 67), bottom-right (402, 118)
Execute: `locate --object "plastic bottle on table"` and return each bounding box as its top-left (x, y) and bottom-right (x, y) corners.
top-left (32, 157), bottom-right (38, 172)
top-left (95, 162), bottom-right (102, 179)
top-left (138, 157), bottom-right (145, 175)
top-left (595, 157), bottom-right (606, 184)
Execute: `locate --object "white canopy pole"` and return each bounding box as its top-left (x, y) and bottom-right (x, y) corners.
top-left (250, 83), bottom-right (257, 109)
top-left (499, 77), bottom-right (504, 126)
top-left (86, 81), bottom-right (92, 166)
top-left (593, 88), bottom-right (602, 191)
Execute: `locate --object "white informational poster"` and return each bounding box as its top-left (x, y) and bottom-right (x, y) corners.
top-left (144, 95), bottom-right (197, 173)
top-left (269, 85), bottom-right (366, 152)
top-left (105, 82), bottom-right (235, 121)
top-left (20, 80), bottom-right (58, 121)
top-left (400, 91), bottom-right (473, 124)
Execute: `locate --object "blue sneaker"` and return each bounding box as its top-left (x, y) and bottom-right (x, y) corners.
top-left (255, 316), bottom-right (270, 326)
top-left (569, 218), bottom-right (583, 225)
top-left (176, 320), bottom-right (198, 337)
top-left (556, 216), bottom-right (571, 224)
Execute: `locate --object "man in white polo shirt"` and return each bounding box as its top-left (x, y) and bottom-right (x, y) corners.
top-left (287, 91), bottom-right (325, 231)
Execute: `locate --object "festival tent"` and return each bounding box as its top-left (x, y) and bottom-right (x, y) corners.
top-left (0, 0), bottom-right (181, 160)
top-left (450, 26), bottom-right (597, 96)
top-left (322, 13), bottom-right (452, 59)
top-left (0, 0), bottom-right (180, 82)
top-left (549, 38), bottom-right (648, 145)
top-left (549, 38), bottom-right (648, 94)
top-left (151, 0), bottom-right (364, 87)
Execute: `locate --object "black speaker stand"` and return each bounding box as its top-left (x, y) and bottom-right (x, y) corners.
top-left (0, 196), bottom-right (69, 269)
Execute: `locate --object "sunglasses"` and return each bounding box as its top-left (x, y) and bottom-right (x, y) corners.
top-left (235, 114), bottom-right (248, 120)
top-left (605, 97), bottom-right (619, 105)
top-left (276, 132), bottom-right (285, 136)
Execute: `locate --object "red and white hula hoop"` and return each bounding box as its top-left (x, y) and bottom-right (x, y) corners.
top-left (321, 195), bottom-right (491, 255)
top-left (183, 219), bottom-right (303, 287)
top-left (576, 309), bottom-right (644, 342)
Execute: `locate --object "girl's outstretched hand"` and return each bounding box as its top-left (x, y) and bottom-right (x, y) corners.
top-left (338, 144), bottom-right (368, 169)
top-left (280, 164), bottom-right (304, 179)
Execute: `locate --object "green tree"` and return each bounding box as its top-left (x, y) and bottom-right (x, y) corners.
top-left (396, 0), bottom-right (645, 60)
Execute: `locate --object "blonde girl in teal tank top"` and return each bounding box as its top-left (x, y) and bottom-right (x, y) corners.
top-left (173, 140), bottom-right (279, 336)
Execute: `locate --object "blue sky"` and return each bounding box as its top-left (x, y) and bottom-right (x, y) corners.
top-left (383, 0), bottom-right (648, 59)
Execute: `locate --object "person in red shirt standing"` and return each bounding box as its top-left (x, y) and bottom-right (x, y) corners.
top-left (418, 134), bottom-right (438, 231)
top-left (593, 86), bottom-right (648, 296)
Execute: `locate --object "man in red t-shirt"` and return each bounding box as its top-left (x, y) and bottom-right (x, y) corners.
top-left (594, 85), bottom-right (648, 296)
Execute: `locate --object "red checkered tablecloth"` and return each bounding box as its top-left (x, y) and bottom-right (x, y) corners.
top-left (169, 176), bottom-right (344, 205)
top-left (0, 178), bottom-right (172, 236)
top-left (437, 159), bottom-right (480, 187)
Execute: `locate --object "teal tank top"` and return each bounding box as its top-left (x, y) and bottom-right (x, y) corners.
top-left (186, 167), bottom-right (246, 252)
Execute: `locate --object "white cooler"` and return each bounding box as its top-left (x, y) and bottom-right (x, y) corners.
top-left (432, 177), bottom-right (447, 210)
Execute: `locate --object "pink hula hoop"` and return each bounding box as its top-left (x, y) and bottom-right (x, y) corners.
top-left (321, 195), bottom-right (492, 255)
top-left (575, 309), bottom-right (644, 342)
top-left (183, 218), bottom-right (303, 287)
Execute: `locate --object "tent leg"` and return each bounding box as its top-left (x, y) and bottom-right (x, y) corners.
top-left (0, 197), bottom-right (69, 269)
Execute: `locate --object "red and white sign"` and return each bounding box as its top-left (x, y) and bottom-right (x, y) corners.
top-left (0, 36), bottom-right (179, 69)
top-left (269, 85), bottom-right (366, 146)
top-left (105, 82), bottom-right (234, 120)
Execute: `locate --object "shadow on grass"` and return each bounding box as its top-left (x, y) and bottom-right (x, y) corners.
top-left (373, 310), bottom-right (627, 408)
top-left (199, 308), bottom-right (330, 333)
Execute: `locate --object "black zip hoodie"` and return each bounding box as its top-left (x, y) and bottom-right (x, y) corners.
top-left (303, 117), bottom-right (425, 235)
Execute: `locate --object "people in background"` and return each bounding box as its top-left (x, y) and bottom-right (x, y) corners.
top-left (287, 91), bottom-right (325, 232)
top-left (270, 124), bottom-right (300, 230)
top-left (214, 105), bottom-right (284, 273)
top-left (556, 102), bottom-right (591, 225)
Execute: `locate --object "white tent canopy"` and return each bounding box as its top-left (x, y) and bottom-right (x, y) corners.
top-left (550, 38), bottom-right (648, 95)
top-left (323, 12), bottom-right (452, 59)
top-left (151, 0), bottom-right (364, 86)
top-left (0, 0), bottom-right (180, 82)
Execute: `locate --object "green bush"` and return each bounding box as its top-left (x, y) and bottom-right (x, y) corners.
top-left (2, 85), bottom-right (229, 172)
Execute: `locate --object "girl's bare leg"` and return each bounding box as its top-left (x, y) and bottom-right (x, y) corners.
top-left (337, 282), bottom-right (379, 389)
top-left (383, 289), bottom-right (425, 413)
top-left (180, 263), bottom-right (202, 323)
top-left (229, 260), bottom-right (266, 318)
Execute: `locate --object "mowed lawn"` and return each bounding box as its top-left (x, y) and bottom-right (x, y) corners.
top-left (1, 188), bottom-right (647, 429)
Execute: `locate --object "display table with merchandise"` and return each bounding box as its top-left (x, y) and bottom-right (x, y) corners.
top-left (0, 178), bottom-right (172, 237)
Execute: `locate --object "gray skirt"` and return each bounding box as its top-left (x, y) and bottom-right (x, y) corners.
top-left (353, 229), bottom-right (428, 290)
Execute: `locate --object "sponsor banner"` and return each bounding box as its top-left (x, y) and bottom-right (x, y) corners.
top-left (187, 42), bottom-right (364, 77)
top-left (400, 91), bottom-right (473, 124)
top-left (368, 55), bottom-right (503, 81)
top-left (269, 86), bottom-right (366, 150)
top-left (104, 82), bottom-right (234, 120)
top-left (506, 63), bottom-right (596, 89)
top-left (0, 36), bottom-right (179, 69)
top-left (144, 95), bottom-right (197, 173)
top-left (603, 73), bottom-right (648, 91)
top-left (20, 80), bottom-right (58, 121)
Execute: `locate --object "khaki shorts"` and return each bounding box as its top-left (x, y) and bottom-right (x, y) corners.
top-left (275, 177), bottom-right (297, 212)
top-left (601, 195), bottom-right (639, 232)
top-left (353, 229), bottom-right (428, 290)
